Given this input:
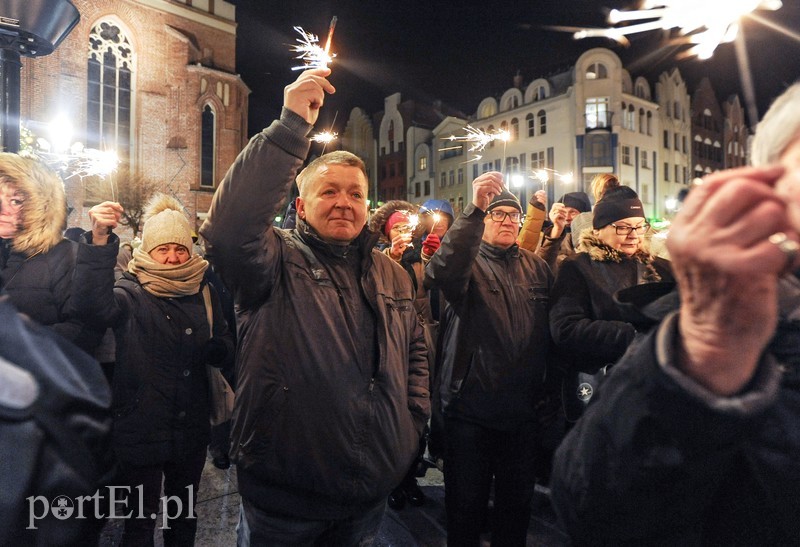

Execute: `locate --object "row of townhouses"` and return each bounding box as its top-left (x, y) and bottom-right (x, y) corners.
top-left (342, 47), bottom-right (749, 219)
top-left (16, 0), bottom-right (748, 233)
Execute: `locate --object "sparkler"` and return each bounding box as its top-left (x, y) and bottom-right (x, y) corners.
top-left (311, 131), bottom-right (338, 144)
top-left (531, 168), bottom-right (574, 191)
top-left (290, 17), bottom-right (338, 71)
top-left (566, 0), bottom-right (782, 60)
top-left (444, 125), bottom-right (510, 153)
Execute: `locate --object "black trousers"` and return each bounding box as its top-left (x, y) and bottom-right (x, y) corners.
top-left (119, 447), bottom-right (207, 547)
top-left (444, 417), bottom-right (538, 547)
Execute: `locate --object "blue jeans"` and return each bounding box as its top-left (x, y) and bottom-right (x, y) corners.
top-left (236, 496), bottom-right (386, 546)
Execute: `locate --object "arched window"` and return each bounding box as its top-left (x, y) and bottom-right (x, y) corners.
top-left (87, 21), bottom-right (133, 158)
top-left (646, 111), bottom-right (652, 135)
top-left (201, 104), bottom-right (216, 188)
top-left (526, 113), bottom-right (534, 137)
top-left (538, 110), bottom-right (547, 135)
top-left (510, 118), bottom-right (519, 140)
top-left (488, 125), bottom-right (495, 147)
top-left (638, 108), bottom-right (645, 133)
top-left (586, 62), bottom-right (608, 80)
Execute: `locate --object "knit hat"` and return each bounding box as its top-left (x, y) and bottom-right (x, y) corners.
top-left (140, 194), bottom-right (194, 255)
top-left (486, 189), bottom-right (522, 213)
top-left (384, 211), bottom-right (410, 238)
top-left (592, 186), bottom-right (644, 229)
top-left (559, 192), bottom-right (591, 213)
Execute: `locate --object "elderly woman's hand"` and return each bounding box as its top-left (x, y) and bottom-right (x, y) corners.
top-left (666, 165), bottom-right (792, 395)
top-left (88, 201), bottom-right (124, 245)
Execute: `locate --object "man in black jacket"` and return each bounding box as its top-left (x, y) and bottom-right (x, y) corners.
top-left (200, 68), bottom-right (429, 545)
top-left (425, 172), bottom-right (552, 546)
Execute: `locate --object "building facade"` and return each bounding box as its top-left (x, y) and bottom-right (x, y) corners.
top-left (19, 0), bottom-right (249, 233)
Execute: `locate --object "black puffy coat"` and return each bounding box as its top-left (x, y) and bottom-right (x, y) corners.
top-left (73, 235), bottom-right (234, 465)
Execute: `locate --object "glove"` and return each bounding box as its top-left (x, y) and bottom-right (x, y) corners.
top-left (201, 336), bottom-right (228, 367)
top-left (422, 234), bottom-right (441, 256)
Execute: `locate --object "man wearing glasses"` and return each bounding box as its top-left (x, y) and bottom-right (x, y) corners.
top-left (425, 171), bottom-right (553, 545)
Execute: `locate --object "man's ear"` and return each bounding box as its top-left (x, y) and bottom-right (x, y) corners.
top-left (295, 196), bottom-right (305, 220)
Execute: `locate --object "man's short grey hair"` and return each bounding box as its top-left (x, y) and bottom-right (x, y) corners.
top-left (296, 151), bottom-right (368, 197)
top-left (751, 82), bottom-right (800, 166)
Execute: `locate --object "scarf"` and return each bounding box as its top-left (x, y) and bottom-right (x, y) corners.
top-left (127, 246), bottom-right (209, 298)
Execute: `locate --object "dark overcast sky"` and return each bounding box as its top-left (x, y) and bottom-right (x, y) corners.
top-left (231, 1), bottom-right (800, 136)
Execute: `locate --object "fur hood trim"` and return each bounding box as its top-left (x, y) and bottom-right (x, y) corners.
top-left (368, 200), bottom-right (419, 244)
top-left (577, 229), bottom-right (662, 282)
top-left (0, 153), bottom-right (67, 256)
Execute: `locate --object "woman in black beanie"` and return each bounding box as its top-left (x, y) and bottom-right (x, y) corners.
top-left (549, 186), bottom-right (674, 421)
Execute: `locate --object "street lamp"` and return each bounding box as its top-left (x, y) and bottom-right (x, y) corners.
top-left (0, 0), bottom-right (80, 152)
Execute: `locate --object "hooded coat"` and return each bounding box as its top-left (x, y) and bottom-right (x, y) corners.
top-left (0, 154), bottom-right (102, 353)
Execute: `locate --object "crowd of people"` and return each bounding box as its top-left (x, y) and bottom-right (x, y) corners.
top-left (2, 66), bottom-right (798, 546)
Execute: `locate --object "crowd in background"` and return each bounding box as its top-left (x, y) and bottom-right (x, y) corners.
top-left (1, 66), bottom-right (798, 546)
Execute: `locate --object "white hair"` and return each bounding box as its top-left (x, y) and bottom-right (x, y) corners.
top-left (751, 82), bottom-right (800, 166)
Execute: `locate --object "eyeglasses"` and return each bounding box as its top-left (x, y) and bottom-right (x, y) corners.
top-left (488, 211), bottom-right (522, 223)
top-left (611, 222), bottom-right (650, 235)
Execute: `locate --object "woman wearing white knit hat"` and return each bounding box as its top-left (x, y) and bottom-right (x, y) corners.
top-left (74, 194), bottom-right (234, 546)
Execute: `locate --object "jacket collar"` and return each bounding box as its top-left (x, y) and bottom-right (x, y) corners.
top-left (480, 240), bottom-right (520, 260)
top-left (296, 218), bottom-right (379, 260)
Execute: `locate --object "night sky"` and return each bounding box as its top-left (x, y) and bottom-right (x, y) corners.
top-left (231, 1), bottom-right (800, 136)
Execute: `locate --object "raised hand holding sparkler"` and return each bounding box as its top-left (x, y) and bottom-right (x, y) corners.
top-left (472, 171), bottom-right (504, 212)
top-left (284, 67), bottom-right (335, 126)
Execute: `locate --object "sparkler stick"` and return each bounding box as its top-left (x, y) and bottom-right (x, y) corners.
top-left (323, 16), bottom-right (337, 57)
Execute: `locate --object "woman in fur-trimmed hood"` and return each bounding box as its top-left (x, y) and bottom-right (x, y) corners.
top-left (74, 193), bottom-right (234, 545)
top-left (549, 186), bottom-right (674, 421)
top-left (0, 152), bottom-right (105, 352)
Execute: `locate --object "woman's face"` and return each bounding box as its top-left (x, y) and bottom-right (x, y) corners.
top-left (389, 221), bottom-right (411, 242)
top-left (149, 243), bottom-right (190, 265)
top-left (0, 184), bottom-right (25, 239)
top-left (595, 216), bottom-right (648, 256)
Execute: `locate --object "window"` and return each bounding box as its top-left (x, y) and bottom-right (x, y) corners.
top-left (622, 145), bottom-right (631, 165)
top-left (627, 104), bottom-right (635, 131)
top-left (506, 95), bottom-right (519, 109)
top-left (415, 182), bottom-right (421, 198)
top-left (87, 21), bottom-right (133, 158)
top-left (473, 165), bottom-right (478, 179)
top-left (440, 173), bottom-right (446, 188)
top-left (457, 196), bottom-right (464, 213)
top-left (449, 170), bottom-right (455, 186)
top-left (531, 151), bottom-right (545, 170)
top-left (647, 111), bottom-right (652, 135)
top-left (534, 85), bottom-right (547, 101)
top-left (510, 118), bottom-right (519, 140)
top-left (418, 156), bottom-right (427, 171)
top-left (664, 162), bottom-right (670, 181)
top-left (488, 125), bottom-right (495, 147)
top-left (389, 164), bottom-right (395, 177)
top-left (585, 62), bottom-right (608, 80)
top-left (663, 130), bottom-right (670, 148)
top-left (457, 168), bottom-right (464, 185)
top-left (638, 109), bottom-right (645, 134)
top-left (674, 133), bottom-right (680, 150)
top-left (538, 110), bottom-right (547, 135)
top-left (682, 136), bottom-right (687, 154)
top-left (641, 150), bottom-right (649, 169)
top-left (200, 105), bottom-right (215, 187)
top-left (526, 113), bottom-right (535, 137)
top-left (424, 180), bottom-right (430, 195)
top-left (585, 98), bottom-right (610, 129)
top-left (675, 164), bottom-right (681, 183)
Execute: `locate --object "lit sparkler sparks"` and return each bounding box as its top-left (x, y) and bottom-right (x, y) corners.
top-left (568, 0), bottom-right (782, 60)
top-left (531, 168), bottom-right (574, 188)
top-left (290, 17), bottom-right (338, 71)
top-left (444, 125), bottom-right (511, 153)
top-left (311, 131), bottom-right (338, 144)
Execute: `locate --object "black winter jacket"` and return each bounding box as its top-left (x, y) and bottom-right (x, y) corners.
top-left (200, 109), bottom-right (430, 519)
top-left (425, 203), bottom-right (552, 429)
top-left (0, 238), bottom-right (104, 353)
top-left (551, 274), bottom-right (800, 545)
top-left (550, 233), bottom-right (674, 374)
top-left (73, 235), bottom-right (234, 465)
